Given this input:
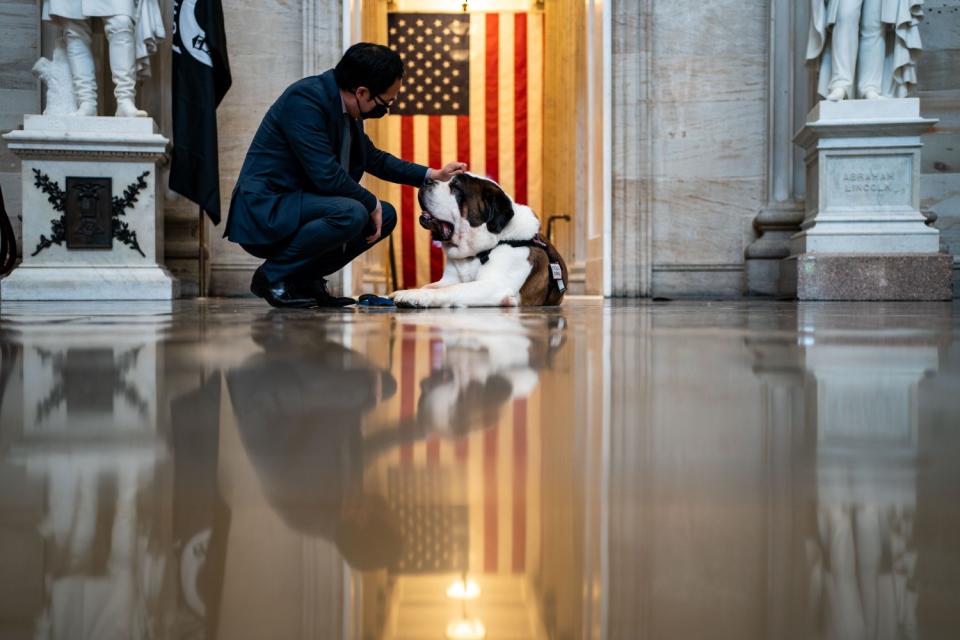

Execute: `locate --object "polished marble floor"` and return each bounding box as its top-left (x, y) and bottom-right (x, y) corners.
top-left (0, 299), bottom-right (958, 640)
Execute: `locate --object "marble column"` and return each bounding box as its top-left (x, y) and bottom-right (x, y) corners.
top-left (745, 0), bottom-right (811, 296)
top-left (609, 0), bottom-right (651, 297)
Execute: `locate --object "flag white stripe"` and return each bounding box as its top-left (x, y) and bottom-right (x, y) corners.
top-left (469, 12), bottom-right (486, 177)
top-left (527, 14), bottom-right (544, 217)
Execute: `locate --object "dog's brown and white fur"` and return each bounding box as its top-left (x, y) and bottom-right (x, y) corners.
top-left (391, 173), bottom-right (567, 308)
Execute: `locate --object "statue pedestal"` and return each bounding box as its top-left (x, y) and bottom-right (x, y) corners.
top-left (1, 115), bottom-right (177, 300)
top-left (781, 99), bottom-right (953, 300)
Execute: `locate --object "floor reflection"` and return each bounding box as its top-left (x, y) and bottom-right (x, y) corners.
top-left (0, 300), bottom-right (957, 639)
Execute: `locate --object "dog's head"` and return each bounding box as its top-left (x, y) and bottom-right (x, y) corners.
top-left (417, 173), bottom-right (515, 259)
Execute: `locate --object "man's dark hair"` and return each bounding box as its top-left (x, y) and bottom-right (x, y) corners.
top-left (334, 43), bottom-right (405, 96)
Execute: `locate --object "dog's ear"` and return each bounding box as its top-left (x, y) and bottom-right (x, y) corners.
top-left (480, 182), bottom-right (514, 234)
top-left (461, 176), bottom-right (514, 233)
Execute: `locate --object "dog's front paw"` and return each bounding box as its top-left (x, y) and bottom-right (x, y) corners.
top-left (391, 289), bottom-right (436, 308)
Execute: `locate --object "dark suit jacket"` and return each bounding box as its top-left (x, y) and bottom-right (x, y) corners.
top-left (224, 70), bottom-right (428, 245)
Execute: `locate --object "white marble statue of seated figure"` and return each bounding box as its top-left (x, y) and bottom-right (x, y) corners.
top-left (807, 0), bottom-right (923, 101)
top-left (41, 0), bottom-right (165, 117)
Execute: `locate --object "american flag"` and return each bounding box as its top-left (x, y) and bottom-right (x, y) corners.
top-left (368, 323), bottom-right (543, 575)
top-left (377, 11), bottom-right (544, 289)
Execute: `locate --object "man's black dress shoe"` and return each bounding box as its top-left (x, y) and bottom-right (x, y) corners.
top-left (250, 269), bottom-right (317, 308)
top-left (294, 277), bottom-right (357, 307)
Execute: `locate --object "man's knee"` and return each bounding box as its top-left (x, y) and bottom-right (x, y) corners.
top-left (380, 201), bottom-right (398, 235)
top-left (331, 199), bottom-right (370, 236)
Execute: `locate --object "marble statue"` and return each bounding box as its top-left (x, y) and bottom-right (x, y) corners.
top-left (33, 40), bottom-right (77, 116)
top-left (807, 0), bottom-right (923, 101)
top-left (41, 0), bottom-right (165, 117)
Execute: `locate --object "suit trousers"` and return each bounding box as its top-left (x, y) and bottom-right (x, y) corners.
top-left (241, 194), bottom-right (397, 284)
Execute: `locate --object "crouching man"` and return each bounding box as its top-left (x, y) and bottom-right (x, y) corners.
top-left (225, 43), bottom-right (465, 307)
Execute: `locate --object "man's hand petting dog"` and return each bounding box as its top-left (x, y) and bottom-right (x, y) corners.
top-left (429, 162), bottom-right (468, 182)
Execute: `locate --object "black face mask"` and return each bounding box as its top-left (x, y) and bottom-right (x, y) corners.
top-left (357, 91), bottom-right (390, 120)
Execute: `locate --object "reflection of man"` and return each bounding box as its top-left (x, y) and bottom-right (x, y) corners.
top-left (807, 0), bottom-right (923, 101)
top-left (226, 315), bottom-right (403, 570)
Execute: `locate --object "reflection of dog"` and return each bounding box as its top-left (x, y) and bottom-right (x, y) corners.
top-left (397, 312), bottom-right (567, 435)
top-left (391, 173), bottom-right (568, 308)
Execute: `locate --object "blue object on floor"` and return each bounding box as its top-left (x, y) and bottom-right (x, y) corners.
top-left (358, 293), bottom-right (395, 307)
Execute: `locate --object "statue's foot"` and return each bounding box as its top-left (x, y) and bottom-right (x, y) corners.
top-left (72, 102), bottom-right (97, 117)
top-left (116, 99), bottom-right (148, 118)
top-left (862, 89), bottom-right (883, 100)
top-left (826, 87), bottom-right (846, 102)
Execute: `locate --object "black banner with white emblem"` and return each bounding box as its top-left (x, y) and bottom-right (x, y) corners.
top-left (170, 0), bottom-right (232, 224)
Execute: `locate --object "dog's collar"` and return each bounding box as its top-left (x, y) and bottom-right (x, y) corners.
top-left (475, 236), bottom-right (549, 265)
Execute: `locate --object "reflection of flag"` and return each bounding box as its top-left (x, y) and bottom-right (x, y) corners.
top-left (170, 0), bottom-right (232, 224)
top-left (377, 324), bottom-right (541, 575)
top-left (384, 12), bottom-right (543, 289)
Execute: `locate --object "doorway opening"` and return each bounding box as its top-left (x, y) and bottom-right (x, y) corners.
top-left (345, 0), bottom-right (609, 297)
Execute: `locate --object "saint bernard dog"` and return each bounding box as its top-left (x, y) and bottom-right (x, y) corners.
top-left (390, 173), bottom-right (568, 308)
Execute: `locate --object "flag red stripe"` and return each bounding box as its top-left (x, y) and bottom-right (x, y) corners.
top-left (457, 115), bottom-right (470, 168)
top-left (399, 326), bottom-right (416, 464)
top-left (428, 115), bottom-right (443, 282)
top-left (426, 437), bottom-right (440, 465)
top-left (512, 399), bottom-right (528, 572)
top-left (425, 335), bottom-right (443, 465)
top-left (484, 427), bottom-right (498, 572)
top-left (455, 436), bottom-right (468, 462)
top-left (428, 115), bottom-right (442, 171)
top-left (514, 14), bottom-right (528, 205)
top-left (400, 117), bottom-right (416, 288)
top-left (485, 14), bottom-right (499, 182)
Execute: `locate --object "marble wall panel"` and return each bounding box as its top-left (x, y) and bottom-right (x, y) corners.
top-left (650, 100), bottom-right (766, 180)
top-left (921, 95), bottom-right (959, 175)
top-left (921, 132), bottom-right (960, 175)
top-left (611, 175), bottom-right (643, 296)
top-left (654, 53), bottom-right (766, 104)
top-left (918, 3), bottom-right (960, 294)
top-left (922, 173), bottom-right (960, 254)
top-left (639, 0), bottom-right (768, 296)
top-left (920, 2), bottom-right (960, 50)
top-left (208, 0), bottom-right (319, 296)
top-left (917, 3), bottom-right (960, 93)
top-left (0, 0), bottom-right (40, 260)
top-left (610, 0), bottom-right (648, 295)
top-left (652, 177), bottom-right (765, 267)
top-left (651, 0), bottom-right (767, 57)
top-left (0, 2), bottom-right (37, 95)
top-left (651, 268), bottom-right (746, 298)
